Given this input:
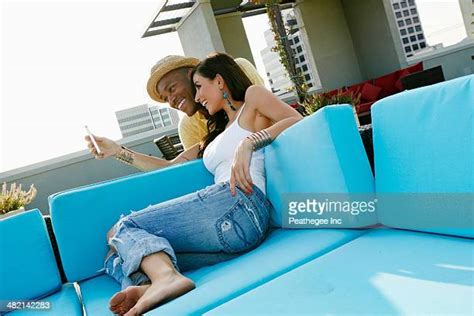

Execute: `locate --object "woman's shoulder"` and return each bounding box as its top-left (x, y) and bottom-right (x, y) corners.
top-left (244, 85), bottom-right (269, 107)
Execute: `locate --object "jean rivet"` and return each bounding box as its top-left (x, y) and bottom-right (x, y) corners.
top-left (221, 220), bottom-right (232, 232)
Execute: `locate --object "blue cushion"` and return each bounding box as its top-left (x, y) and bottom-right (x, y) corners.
top-left (78, 274), bottom-right (120, 316)
top-left (50, 160), bottom-right (214, 282)
top-left (146, 228), bottom-right (366, 315)
top-left (0, 209), bottom-right (62, 303)
top-left (206, 229), bottom-right (474, 315)
top-left (265, 105), bottom-right (375, 227)
top-left (9, 283), bottom-right (82, 316)
top-left (372, 75), bottom-right (474, 238)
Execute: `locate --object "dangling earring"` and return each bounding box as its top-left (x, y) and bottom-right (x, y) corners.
top-left (222, 91), bottom-right (237, 111)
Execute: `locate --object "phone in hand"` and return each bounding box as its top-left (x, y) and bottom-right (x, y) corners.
top-left (85, 125), bottom-right (102, 155)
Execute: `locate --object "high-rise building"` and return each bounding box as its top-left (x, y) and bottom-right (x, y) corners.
top-left (115, 104), bottom-right (180, 138)
top-left (390, 0), bottom-right (429, 58)
top-left (459, 0), bottom-right (474, 39)
top-left (260, 12), bottom-right (320, 98)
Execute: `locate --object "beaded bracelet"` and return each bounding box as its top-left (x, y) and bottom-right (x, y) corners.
top-left (247, 129), bottom-right (273, 151)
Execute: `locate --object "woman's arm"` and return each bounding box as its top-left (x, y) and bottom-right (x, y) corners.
top-left (85, 135), bottom-right (200, 171)
top-left (230, 85), bottom-right (303, 195)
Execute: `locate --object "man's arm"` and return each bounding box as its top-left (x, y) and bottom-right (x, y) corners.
top-left (85, 135), bottom-right (199, 171)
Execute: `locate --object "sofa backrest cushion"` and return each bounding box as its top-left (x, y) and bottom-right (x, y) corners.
top-left (0, 209), bottom-right (62, 304)
top-left (265, 105), bottom-right (375, 227)
top-left (50, 160), bottom-right (214, 282)
top-left (372, 75), bottom-right (474, 238)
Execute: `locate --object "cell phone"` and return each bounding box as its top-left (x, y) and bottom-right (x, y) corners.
top-left (85, 125), bottom-right (102, 155)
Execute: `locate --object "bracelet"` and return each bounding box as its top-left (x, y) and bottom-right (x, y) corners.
top-left (114, 146), bottom-right (135, 166)
top-left (247, 129), bottom-right (273, 151)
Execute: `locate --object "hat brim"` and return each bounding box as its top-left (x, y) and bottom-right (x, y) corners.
top-left (147, 57), bottom-right (200, 103)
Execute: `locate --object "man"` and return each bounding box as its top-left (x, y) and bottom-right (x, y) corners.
top-left (86, 55), bottom-right (265, 170)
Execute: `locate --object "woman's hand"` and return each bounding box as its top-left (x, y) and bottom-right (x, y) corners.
top-left (84, 135), bottom-right (121, 159)
top-left (230, 138), bottom-right (254, 196)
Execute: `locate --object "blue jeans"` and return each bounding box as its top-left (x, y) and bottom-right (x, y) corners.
top-left (104, 181), bottom-right (272, 289)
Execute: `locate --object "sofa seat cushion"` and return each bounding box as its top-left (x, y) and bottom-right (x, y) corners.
top-left (78, 274), bottom-right (120, 316)
top-left (8, 283), bottom-right (82, 316)
top-left (77, 229), bottom-right (365, 315)
top-left (206, 229), bottom-right (474, 315)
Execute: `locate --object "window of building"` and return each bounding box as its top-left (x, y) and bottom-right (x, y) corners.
top-left (417, 33), bottom-right (424, 40)
top-left (398, 20), bottom-right (405, 27)
top-left (402, 37), bottom-right (409, 44)
top-left (405, 46), bottom-right (412, 52)
top-left (302, 64), bottom-right (308, 72)
top-left (410, 35), bottom-right (417, 42)
top-left (304, 74), bottom-right (311, 81)
top-left (400, 28), bottom-right (407, 36)
top-left (294, 36), bottom-right (300, 44)
top-left (408, 27), bottom-right (414, 33)
top-left (412, 44), bottom-right (419, 50)
top-left (403, 10), bottom-right (409, 16)
top-left (393, 3), bottom-right (400, 10)
top-left (405, 18), bottom-right (412, 25)
top-left (296, 46), bottom-right (303, 53)
top-left (415, 25), bottom-right (422, 32)
top-left (420, 42), bottom-right (426, 48)
top-left (308, 83), bottom-right (313, 88)
top-left (401, 1), bottom-right (407, 8)
top-left (413, 16), bottom-right (419, 23)
top-left (407, 53), bottom-right (413, 57)
top-left (410, 8), bottom-right (417, 14)
top-left (408, 0), bottom-right (415, 5)
top-left (396, 12), bottom-right (402, 18)
top-left (299, 55), bottom-right (305, 63)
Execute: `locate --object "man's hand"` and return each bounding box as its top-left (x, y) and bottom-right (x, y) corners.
top-left (230, 138), bottom-right (254, 196)
top-left (85, 135), bottom-right (121, 159)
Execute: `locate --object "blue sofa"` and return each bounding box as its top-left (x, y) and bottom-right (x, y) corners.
top-left (1, 75), bottom-right (472, 315)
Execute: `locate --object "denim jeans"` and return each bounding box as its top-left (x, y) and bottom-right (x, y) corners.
top-left (104, 181), bottom-right (272, 290)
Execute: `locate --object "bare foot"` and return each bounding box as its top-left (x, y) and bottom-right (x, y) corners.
top-left (124, 272), bottom-right (195, 316)
top-left (109, 285), bottom-right (150, 315)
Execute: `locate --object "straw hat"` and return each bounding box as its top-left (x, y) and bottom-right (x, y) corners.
top-left (147, 55), bottom-right (200, 103)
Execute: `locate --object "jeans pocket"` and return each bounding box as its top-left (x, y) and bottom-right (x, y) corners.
top-left (216, 199), bottom-right (267, 254)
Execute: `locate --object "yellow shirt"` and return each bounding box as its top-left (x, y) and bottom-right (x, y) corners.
top-left (178, 58), bottom-right (264, 150)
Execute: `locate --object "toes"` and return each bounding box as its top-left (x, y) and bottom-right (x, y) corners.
top-left (109, 291), bottom-right (126, 307)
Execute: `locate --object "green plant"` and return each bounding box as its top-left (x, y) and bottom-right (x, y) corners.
top-left (0, 182), bottom-right (37, 215)
top-left (303, 89), bottom-right (361, 115)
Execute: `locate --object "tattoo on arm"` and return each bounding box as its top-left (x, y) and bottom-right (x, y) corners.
top-left (114, 146), bottom-right (135, 166)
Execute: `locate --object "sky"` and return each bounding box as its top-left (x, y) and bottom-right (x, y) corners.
top-left (0, 0), bottom-right (469, 173)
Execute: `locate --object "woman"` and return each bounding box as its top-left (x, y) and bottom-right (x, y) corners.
top-left (99, 53), bottom-right (302, 316)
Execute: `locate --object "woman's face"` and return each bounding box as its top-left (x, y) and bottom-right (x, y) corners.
top-left (193, 73), bottom-right (224, 115)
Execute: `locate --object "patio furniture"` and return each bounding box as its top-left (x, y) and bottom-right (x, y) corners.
top-left (1, 75), bottom-right (472, 315)
top-left (154, 134), bottom-right (184, 160)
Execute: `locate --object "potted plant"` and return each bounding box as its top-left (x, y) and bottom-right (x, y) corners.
top-left (303, 89), bottom-right (361, 126)
top-left (0, 182), bottom-right (37, 219)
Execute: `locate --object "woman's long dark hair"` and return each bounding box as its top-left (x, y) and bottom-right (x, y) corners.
top-left (192, 52), bottom-right (253, 157)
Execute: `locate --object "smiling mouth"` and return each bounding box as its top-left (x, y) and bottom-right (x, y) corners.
top-left (177, 99), bottom-right (185, 111)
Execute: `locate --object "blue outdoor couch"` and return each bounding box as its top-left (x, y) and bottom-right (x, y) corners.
top-left (1, 75), bottom-right (473, 315)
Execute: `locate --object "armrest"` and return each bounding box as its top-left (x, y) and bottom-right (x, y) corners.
top-left (49, 159), bottom-right (214, 282)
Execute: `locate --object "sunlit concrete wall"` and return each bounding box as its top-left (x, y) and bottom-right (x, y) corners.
top-left (342, 0), bottom-right (406, 80)
top-left (294, 0), bottom-right (363, 90)
top-left (216, 12), bottom-right (255, 63)
top-left (177, 0), bottom-right (225, 59)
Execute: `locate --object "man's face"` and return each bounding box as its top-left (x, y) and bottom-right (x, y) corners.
top-left (157, 68), bottom-right (198, 117)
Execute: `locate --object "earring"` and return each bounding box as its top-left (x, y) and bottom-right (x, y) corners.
top-left (222, 91), bottom-right (237, 111)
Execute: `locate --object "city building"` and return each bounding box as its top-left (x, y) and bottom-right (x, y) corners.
top-left (115, 104), bottom-right (180, 138)
top-left (260, 12), bottom-right (320, 99)
top-left (390, 0), bottom-right (429, 58)
top-left (459, 0), bottom-right (474, 39)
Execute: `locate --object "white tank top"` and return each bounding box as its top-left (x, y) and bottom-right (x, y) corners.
top-left (203, 104), bottom-right (266, 194)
